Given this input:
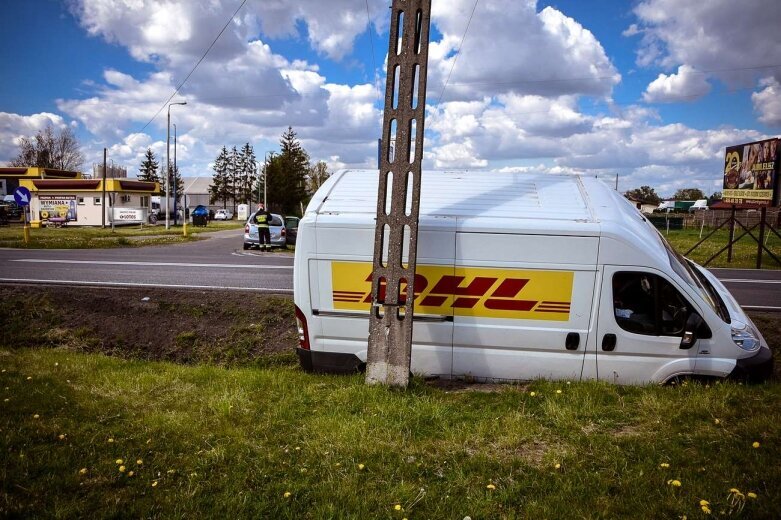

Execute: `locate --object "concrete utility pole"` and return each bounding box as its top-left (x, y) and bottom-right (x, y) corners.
top-left (166, 101), bottom-right (186, 230)
top-left (366, 0), bottom-right (432, 388)
top-left (102, 148), bottom-right (107, 228)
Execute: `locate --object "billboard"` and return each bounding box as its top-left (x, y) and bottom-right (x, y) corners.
top-left (722, 138), bottom-right (778, 206)
top-left (39, 195), bottom-right (77, 222)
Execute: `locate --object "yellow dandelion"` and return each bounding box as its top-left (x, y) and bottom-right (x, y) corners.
top-left (394, 504), bottom-right (402, 511)
top-left (556, 389), bottom-right (562, 394)
top-left (119, 465), bottom-right (126, 473)
top-left (136, 459), bottom-right (143, 465)
top-left (115, 459), bottom-right (124, 465)
top-left (79, 468), bottom-right (88, 475)
top-left (729, 488), bottom-right (740, 494)
top-left (151, 481), bottom-right (158, 487)
top-left (108, 438), bottom-right (114, 443)
top-left (58, 434), bottom-right (66, 440)
top-left (335, 463), bottom-right (341, 467)
top-left (554, 463), bottom-right (561, 470)
top-left (26, 376), bottom-right (32, 381)
top-left (284, 491), bottom-right (292, 498)
top-left (752, 441), bottom-right (760, 448)
top-left (529, 391), bottom-right (536, 397)
top-left (295, 446), bottom-right (301, 451)
top-left (701, 505), bottom-right (711, 515)
top-left (699, 500), bottom-right (710, 506)
top-left (747, 492), bottom-right (757, 499)
top-left (128, 471), bottom-right (134, 477)
top-left (667, 479), bottom-right (681, 487)
top-left (358, 463), bottom-right (365, 471)
top-left (33, 414), bottom-right (40, 419)
top-left (660, 463), bottom-right (670, 468)
top-left (486, 483), bottom-right (496, 490)
top-left (714, 419), bottom-right (720, 425)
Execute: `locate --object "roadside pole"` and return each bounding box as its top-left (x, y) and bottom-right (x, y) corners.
top-left (102, 148), bottom-right (107, 228)
top-left (366, 0), bottom-right (432, 388)
top-left (22, 207), bottom-right (29, 245)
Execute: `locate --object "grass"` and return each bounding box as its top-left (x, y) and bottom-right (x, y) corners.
top-left (1, 348), bottom-right (779, 518)
top-left (0, 220), bottom-right (243, 249)
top-left (662, 228), bottom-right (780, 269)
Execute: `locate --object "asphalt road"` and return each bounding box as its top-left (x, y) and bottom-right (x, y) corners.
top-left (0, 230), bottom-right (779, 309)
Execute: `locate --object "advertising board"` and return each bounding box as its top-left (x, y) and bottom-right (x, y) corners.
top-left (39, 195), bottom-right (77, 222)
top-left (722, 138), bottom-right (778, 205)
top-left (112, 208), bottom-right (145, 224)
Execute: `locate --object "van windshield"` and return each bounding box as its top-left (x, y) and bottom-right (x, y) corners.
top-left (655, 230), bottom-right (729, 323)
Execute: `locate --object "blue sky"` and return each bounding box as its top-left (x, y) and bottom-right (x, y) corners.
top-left (1, 0), bottom-right (779, 196)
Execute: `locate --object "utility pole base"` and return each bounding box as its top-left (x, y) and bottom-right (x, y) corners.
top-left (365, 361), bottom-right (409, 388)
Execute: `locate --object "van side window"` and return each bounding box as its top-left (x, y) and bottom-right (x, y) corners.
top-left (612, 272), bottom-right (690, 337)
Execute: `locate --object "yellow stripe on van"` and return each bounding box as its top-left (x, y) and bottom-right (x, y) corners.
top-left (331, 261), bottom-right (574, 321)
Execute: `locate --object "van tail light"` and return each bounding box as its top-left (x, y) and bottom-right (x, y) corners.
top-left (294, 304), bottom-right (310, 350)
top-left (281, 228), bottom-right (286, 237)
top-left (244, 224), bottom-right (249, 233)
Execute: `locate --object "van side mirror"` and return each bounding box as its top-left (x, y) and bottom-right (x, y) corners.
top-left (680, 313), bottom-right (704, 349)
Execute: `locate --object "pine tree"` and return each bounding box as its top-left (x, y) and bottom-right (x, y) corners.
top-left (237, 143), bottom-right (258, 205)
top-left (138, 148), bottom-right (160, 184)
top-left (228, 146), bottom-right (240, 213)
top-left (165, 161), bottom-right (183, 203)
top-left (209, 146), bottom-right (231, 209)
top-left (268, 127), bottom-right (309, 214)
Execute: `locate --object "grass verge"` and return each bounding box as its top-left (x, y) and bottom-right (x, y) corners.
top-left (662, 228), bottom-right (780, 269)
top-left (0, 221), bottom-right (243, 249)
top-left (1, 349), bottom-right (779, 518)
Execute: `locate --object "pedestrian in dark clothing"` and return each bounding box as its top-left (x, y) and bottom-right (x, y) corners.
top-left (254, 203), bottom-right (272, 251)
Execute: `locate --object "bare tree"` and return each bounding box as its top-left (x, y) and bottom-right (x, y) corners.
top-left (10, 125), bottom-right (85, 170)
top-left (307, 160), bottom-right (331, 194)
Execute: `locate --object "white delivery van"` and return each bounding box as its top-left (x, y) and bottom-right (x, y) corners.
top-left (293, 171), bottom-right (772, 385)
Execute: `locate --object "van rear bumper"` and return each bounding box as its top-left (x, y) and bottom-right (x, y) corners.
top-left (297, 348), bottom-right (363, 374)
top-left (729, 346), bottom-right (774, 382)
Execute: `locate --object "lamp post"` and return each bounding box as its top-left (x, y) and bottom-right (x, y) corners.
top-left (173, 123), bottom-right (178, 226)
top-left (166, 101), bottom-right (186, 230)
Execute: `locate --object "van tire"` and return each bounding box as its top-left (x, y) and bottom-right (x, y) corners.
top-left (243, 243), bottom-right (250, 250)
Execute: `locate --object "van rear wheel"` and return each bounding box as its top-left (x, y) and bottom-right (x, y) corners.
top-left (243, 243), bottom-right (250, 250)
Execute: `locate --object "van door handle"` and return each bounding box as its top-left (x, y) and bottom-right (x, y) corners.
top-left (565, 332), bottom-right (580, 350)
top-left (602, 334), bottom-right (616, 351)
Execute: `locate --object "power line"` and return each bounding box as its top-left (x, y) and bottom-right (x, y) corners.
top-left (365, 0), bottom-right (380, 100)
top-left (140, 0), bottom-right (249, 132)
top-left (436, 0), bottom-right (479, 105)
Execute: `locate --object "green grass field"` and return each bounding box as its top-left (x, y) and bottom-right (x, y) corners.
top-left (662, 228), bottom-right (780, 270)
top-left (0, 220), bottom-right (243, 249)
top-left (1, 349), bottom-right (779, 518)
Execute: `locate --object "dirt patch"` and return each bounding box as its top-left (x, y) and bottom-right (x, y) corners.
top-left (0, 285), bottom-right (297, 366)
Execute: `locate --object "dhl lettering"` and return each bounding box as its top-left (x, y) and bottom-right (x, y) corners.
top-left (331, 262), bottom-right (574, 322)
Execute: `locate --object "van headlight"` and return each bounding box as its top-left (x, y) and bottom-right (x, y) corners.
top-left (731, 321), bottom-right (760, 351)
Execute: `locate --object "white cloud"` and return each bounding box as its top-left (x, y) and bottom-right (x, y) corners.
top-left (0, 112), bottom-right (69, 165)
top-left (752, 77), bottom-right (781, 127)
top-left (643, 65), bottom-right (711, 103)
top-left (428, 0), bottom-right (620, 101)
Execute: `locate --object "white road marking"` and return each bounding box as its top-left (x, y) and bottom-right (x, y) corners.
top-left (719, 278), bottom-right (781, 284)
top-left (742, 305), bottom-right (781, 311)
top-left (12, 259), bottom-right (292, 269)
top-left (0, 278), bottom-right (293, 293)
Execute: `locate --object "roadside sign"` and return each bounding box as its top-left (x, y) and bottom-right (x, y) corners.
top-left (13, 186), bottom-right (31, 206)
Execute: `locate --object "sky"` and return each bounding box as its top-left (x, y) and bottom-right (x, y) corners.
top-left (1, 0), bottom-right (779, 197)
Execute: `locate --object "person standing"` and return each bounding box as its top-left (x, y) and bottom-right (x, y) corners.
top-left (254, 203), bottom-right (272, 251)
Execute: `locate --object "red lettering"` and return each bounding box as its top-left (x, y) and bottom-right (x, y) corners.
top-left (485, 278), bottom-right (536, 311)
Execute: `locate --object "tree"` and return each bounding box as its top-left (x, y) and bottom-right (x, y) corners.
top-left (209, 146), bottom-right (231, 209)
top-left (138, 148), bottom-right (160, 184)
top-left (10, 125), bottom-right (84, 170)
top-left (228, 146), bottom-right (240, 213)
top-left (236, 143), bottom-right (258, 205)
top-left (165, 161), bottom-right (183, 203)
top-left (266, 127), bottom-right (310, 214)
top-left (624, 185), bottom-right (661, 205)
top-left (673, 188), bottom-right (706, 201)
top-left (307, 161), bottom-right (331, 195)
top-left (708, 191), bottom-right (722, 206)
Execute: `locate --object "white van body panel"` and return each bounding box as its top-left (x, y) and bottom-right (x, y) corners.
top-left (293, 170), bottom-right (769, 384)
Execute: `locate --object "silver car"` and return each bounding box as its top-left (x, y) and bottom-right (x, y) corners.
top-left (243, 212), bottom-right (286, 250)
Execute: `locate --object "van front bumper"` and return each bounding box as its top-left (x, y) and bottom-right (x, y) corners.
top-left (297, 348), bottom-right (363, 374)
top-left (729, 346), bottom-right (774, 382)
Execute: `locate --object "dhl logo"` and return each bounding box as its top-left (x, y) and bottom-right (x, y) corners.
top-left (331, 262), bottom-right (574, 321)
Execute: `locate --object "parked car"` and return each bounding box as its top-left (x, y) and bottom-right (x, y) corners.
top-left (243, 212), bottom-right (286, 250)
top-left (284, 216), bottom-right (300, 246)
top-left (214, 209), bottom-right (233, 220)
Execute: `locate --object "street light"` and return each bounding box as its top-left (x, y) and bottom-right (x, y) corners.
top-left (166, 101), bottom-right (186, 230)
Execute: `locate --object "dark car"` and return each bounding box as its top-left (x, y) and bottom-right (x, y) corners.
top-left (284, 216), bottom-right (299, 245)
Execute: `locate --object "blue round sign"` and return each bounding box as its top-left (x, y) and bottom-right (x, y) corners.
top-left (13, 186), bottom-right (31, 206)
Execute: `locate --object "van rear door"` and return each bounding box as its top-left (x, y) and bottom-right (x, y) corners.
top-left (451, 233), bottom-right (598, 381)
top-left (595, 267), bottom-right (699, 384)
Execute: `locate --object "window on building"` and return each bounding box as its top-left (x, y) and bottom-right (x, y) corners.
top-left (140, 196), bottom-right (150, 208)
top-left (78, 197), bottom-right (85, 205)
top-left (612, 272), bottom-right (690, 337)
top-left (94, 197), bottom-right (102, 205)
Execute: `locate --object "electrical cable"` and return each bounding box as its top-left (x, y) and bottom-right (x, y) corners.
top-left (140, 0), bottom-right (249, 132)
top-left (436, 0), bottom-right (479, 105)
